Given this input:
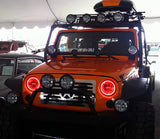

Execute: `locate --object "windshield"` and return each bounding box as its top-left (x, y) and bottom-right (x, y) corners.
top-left (56, 31), bottom-right (135, 56)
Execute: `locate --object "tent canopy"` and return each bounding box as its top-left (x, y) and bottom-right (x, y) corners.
top-left (0, 0), bottom-right (160, 28)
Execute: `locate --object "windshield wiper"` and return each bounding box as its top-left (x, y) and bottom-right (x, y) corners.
top-left (62, 49), bottom-right (119, 61)
top-left (104, 55), bottom-right (119, 60)
top-left (95, 50), bottom-right (119, 60)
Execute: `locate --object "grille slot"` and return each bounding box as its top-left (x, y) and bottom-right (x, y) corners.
top-left (40, 80), bottom-right (96, 107)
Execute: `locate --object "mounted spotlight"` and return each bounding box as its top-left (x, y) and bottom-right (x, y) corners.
top-left (113, 12), bottom-right (124, 22)
top-left (66, 14), bottom-right (77, 24)
top-left (41, 74), bottom-right (55, 89)
top-left (128, 46), bottom-right (138, 55)
top-left (60, 74), bottom-right (74, 90)
top-left (47, 45), bottom-right (56, 55)
top-left (82, 14), bottom-right (91, 23)
top-left (97, 14), bottom-right (106, 23)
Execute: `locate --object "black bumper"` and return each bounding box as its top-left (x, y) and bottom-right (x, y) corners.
top-left (17, 104), bottom-right (131, 126)
top-left (11, 104), bottom-right (133, 138)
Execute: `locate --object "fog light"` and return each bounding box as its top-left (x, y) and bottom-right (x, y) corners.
top-left (6, 92), bottom-right (18, 104)
top-left (114, 99), bottom-right (128, 112)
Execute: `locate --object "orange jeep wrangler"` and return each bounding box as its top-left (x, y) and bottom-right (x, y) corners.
top-left (0, 0), bottom-right (155, 139)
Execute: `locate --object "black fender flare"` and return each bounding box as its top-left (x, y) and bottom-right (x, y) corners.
top-left (0, 97), bottom-right (6, 107)
top-left (121, 78), bottom-right (150, 100)
top-left (4, 75), bottom-right (23, 93)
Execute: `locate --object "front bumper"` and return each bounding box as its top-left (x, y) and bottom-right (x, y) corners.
top-left (10, 104), bottom-right (133, 138)
top-left (16, 104), bottom-right (132, 126)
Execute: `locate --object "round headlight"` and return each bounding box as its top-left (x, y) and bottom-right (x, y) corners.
top-left (41, 74), bottom-right (55, 89)
top-left (60, 74), bottom-right (74, 90)
top-left (114, 99), bottom-right (128, 112)
top-left (7, 92), bottom-right (18, 104)
top-left (128, 46), bottom-right (138, 55)
top-left (97, 14), bottom-right (106, 23)
top-left (27, 77), bottom-right (41, 92)
top-left (113, 12), bottom-right (124, 22)
top-left (66, 14), bottom-right (76, 24)
top-left (82, 14), bottom-right (91, 23)
top-left (100, 80), bottom-right (116, 97)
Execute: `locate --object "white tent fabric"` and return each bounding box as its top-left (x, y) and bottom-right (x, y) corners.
top-left (0, 0), bottom-right (160, 28)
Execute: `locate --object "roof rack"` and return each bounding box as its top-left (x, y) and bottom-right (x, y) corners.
top-left (51, 20), bottom-right (141, 31)
top-left (62, 0), bottom-right (144, 29)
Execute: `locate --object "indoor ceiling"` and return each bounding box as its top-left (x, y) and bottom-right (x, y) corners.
top-left (0, 0), bottom-right (160, 28)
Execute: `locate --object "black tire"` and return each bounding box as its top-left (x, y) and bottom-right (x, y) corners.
top-left (126, 102), bottom-right (155, 139)
top-left (0, 105), bottom-right (32, 139)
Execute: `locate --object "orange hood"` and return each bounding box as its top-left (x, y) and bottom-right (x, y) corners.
top-left (30, 57), bottom-right (138, 81)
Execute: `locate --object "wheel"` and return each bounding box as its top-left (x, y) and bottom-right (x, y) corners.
top-left (0, 105), bottom-right (32, 139)
top-left (126, 102), bottom-right (155, 139)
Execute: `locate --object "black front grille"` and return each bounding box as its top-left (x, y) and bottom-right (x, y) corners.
top-left (40, 80), bottom-right (96, 107)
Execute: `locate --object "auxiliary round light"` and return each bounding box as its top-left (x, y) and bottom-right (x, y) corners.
top-left (60, 74), bottom-right (74, 90)
top-left (66, 14), bottom-right (76, 24)
top-left (6, 92), bottom-right (18, 104)
top-left (47, 45), bottom-right (56, 55)
top-left (128, 46), bottom-right (138, 55)
top-left (97, 14), bottom-right (106, 23)
top-left (114, 99), bottom-right (128, 112)
top-left (113, 12), bottom-right (124, 22)
top-left (82, 14), bottom-right (91, 23)
top-left (41, 74), bottom-right (55, 89)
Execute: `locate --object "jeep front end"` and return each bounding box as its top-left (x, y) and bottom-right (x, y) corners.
top-left (0, 0), bottom-right (155, 139)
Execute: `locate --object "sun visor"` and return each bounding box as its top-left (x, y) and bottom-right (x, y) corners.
top-left (94, 0), bottom-right (134, 12)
